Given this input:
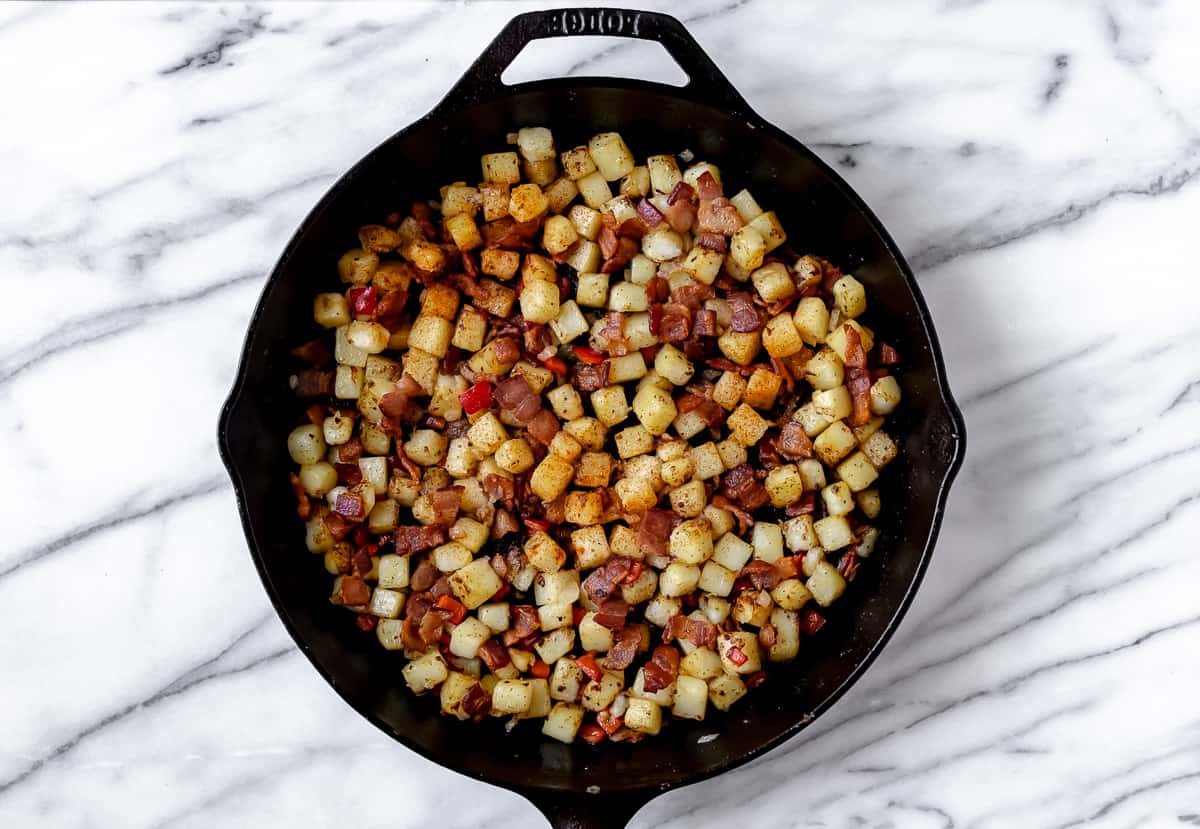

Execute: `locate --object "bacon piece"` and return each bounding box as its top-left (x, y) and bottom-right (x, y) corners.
top-left (721, 463), bottom-right (770, 511)
top-left (664, 200), bottom-right (697, 233)
top-left (602, 237), bottom-right (638, 273)
top-left (572, 361), bottom-right (609, 393)
top-left (878, 343), bottom-right (900, 366)
top-left (847, 367), bottom-right (872, 427)
top-left (523, 323), bottom-right (555, 362)
top-left (758, 435), bottom-right (784, 470)
top-left (293, 369), bottom-right (333, 399)
top-left (659, 303), bottom-right (692, 342)
top-left (418, 609), bottom-right (444, 645)
top-left (842, 323), bottom-right (868, 369)
top-left (322, 511), bottom-right (356, 541)
top-left (379, 374), bottom-right (424, 419)
top-left (727, 292), bottom-right (763, 332)
top-left (636, 510), bottom-right (676, 558)
top-left (430, 487), bottom-right (463, 525)
top-left (696, 232), bottom-right (727, 253)
top-left (636, 198), bottom-right (664, 227)
top-left (597, 224), bottom-right (619, 259)
top-left (667, 181), bottom-right (695, 205)
top-left (490, 336), bottom-right (522, 366)
top-left (502, 605), bottom-right (540, 646)
top-left (774, 556), bottom-right (800, 581)
top-left (372, 288), bottom-right (409, 329)
top-left (593, 599), bottom-right (631, 630)
top-left (712, 494), bottom-right (755, 533)
top-left (333, 491), bottom-right (366, 521)
top-left (697, 197), bottom-right (743, 235)
top-left (483, 474), bottom-right (516, 510)
top-left (495, 375), bottom-right (541, 423)
top-left (291, 339), bottom-right (331, 367)
top-left (583, 557), bottom-right (634, 604)
top-left (331, 575), bottom-right (370, 606)
top-left (740, 560), bottom-right (780, 591)
top-left (394, 525), bottom-right (447, 557)
top-left (526, 407), bottom-right (560, 445)
top-left (483, 216), bottom-right (541, 249)
top-left (461, 681), bottom-right (491, 719)
top-left (642, 645), bottom-right (681, 693)
top-left (694, 171), bottom-right (723, 201)
top-left (602, 627), bottom-right (641, 670)
top-left (664, 615), bottom-right (717, 648)
top-left (778, 422), bottom-right (814, 459)
top-left (477, 638), bottom-right (510, 671)
top-left (785, 491), bottom-right (817, 517)
top-left (693, 308), bottom-right (718, 337)
top-left (837, 552), bottom-right (860, 582)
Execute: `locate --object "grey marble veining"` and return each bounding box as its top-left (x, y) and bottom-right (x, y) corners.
top-left (1, 1), bottom-right (1199, 826)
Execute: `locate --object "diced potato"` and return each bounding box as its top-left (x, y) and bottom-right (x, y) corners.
top-left (579, 611), bottom-right (615, 652)
top-left (813, 386), bottom-right (853, 421)
top-left (668, 479), bottom-right (707, 518)
top-left (550, 299), bottom-right (588, 344)
top-left (314, 293), bottom-right (350, 328)
top-left (621, 568), bottom-right (658, 605)
top-left (440, 671), bottom-right (479, 720)
top-left (670, 518), bottom-right (714, 565)
top-left (569, 204), bottom-right (602, 240)
top-left (647, 154), bottom-right (683, 194)
top-left (566, 239), bottom-right (601, 273)
top-left (768, 607), bottom-right (801, 662)
top-left (517, 126), bottom-right (555, 161)
top-left (406, 240), bottom-right (447, 274)
top-left (538, 603), bottom-right (573, 632)
top-left (577, 171), bottom-right (612, 210)
top-left (432, 541), bottom-right (472, 572)
top-left (404, 429), bottom-right (447, 466)
top-left (644, 594), bottom-right (682, 629)
top-left (632, 384), bottom-right (677, 435)
top-left (681, 246), bottom-right (724, 285)
top-left (587, 132), bottom-right (635, 180)
top-left (751, 262), bottom-right (793, 304)
top-left (691, 442), bottom-right (724, 480)
top-left (804, 349), bottom-right (845, 391)
top-left (837, 451), bottom-right (879, 492)
top-left (338, 248), bottom-right (378, 285)
top-left (814, 515), bottom-right (854, 552)
top-left (747, 211), bottom-right (786, 252)
top-left (471, 280), bottom-right (517, 320)
top-left (793, 297), bottom-right (830, 345)
top-left (548, 431), bottom-right (582, 464)
top-left (480, 182), bottom-right (510, 221)
top-left (590, 386), bottom-right (630, 426)
top-left (620, 165), bottom-right (650, 197)
top-left (492, 679), bottom-right (534, 714)
top-left (564, 416), bottom-right (607, 451)
top-left (581, 671), bottom-right (623, 711)
top-left (525, 531), bottom-right (566, 572)
top-left (726, 403), bottom-right (770, 446)
top-left (624, 697), bottom-right (662, 735)
top-left (519, 276), bottom-right (560, 324)
top-left (509, 183), bottom-right (549, 223)
top-left (547, 384), bottom-right (584, 421)
top-left (442, 183), bottom-right (480, 217)
top-left (542, 702), bottom-right (586, 743)
top-left (467, 412), bottom-right (508, 456)
top-left (451, 305), bottom-right (487, 352)
top-left (765, 464), bottom-right (804, 507)
top-left (795, 403), bottom-right (834, 438)
top-left (445, 213), bottom-right (483, 251)
top-left (729, 225), bottom-right (766, 271)
top-left (322, 411), bottom-right (354, 447)
top-left (826, 318), bottom-right (874, 363)
top-left (575, 272), bottom-right (610, 307)
top-left (408, 315), bottom-right (453, 358)
top-left (574, 452), bottom-right (614, 488)
top-left (571, 526), bottom-right (611, 569)
top-left (403, 651), bottom-right (448, 694)
top-left (807, 560), bottom-right (847, 606)
top-left (449, 558), bottom-right (504, 608)
top-left (708, 671), bottom-right (747, 711)
top-left (550, 658), bottom-right (585, 703)
top-left (287, 424), bottom-right (326, 465)
top-left (561, 145), bottom-right (597, 180)
top-left (368, 587), bottom-right (405, 619)
top-left (717, 330), bottom-right (761, 366)
top-left (771, 578), bottom-right (813, 611)
top-left (712, 371), bottom-right (747, 410)
top-left (608, 353), bottom-right (647, 385)
top-left (478, 602), bottom-right (510, 633)
top-left (481, 248), bottom-right (521, 280)
top-left (335, 324), bottom-right (368, 368)
top-left (744, 366), bottom-right (782, 409)
top-left (347, 320), bottom-right (391, 354)
top-left (732, 588), bottom-right (773, 627)
top-left (608, 281), bottom-right (648, 313)
top-left (832, 274), bottom-right (867, 318)
top-left (544, 177), bottom-right (579, 213)
top-left (814, 420), bottom-right (857, 465)
top-left (482, 151), bottom-right (521, 184)
top-left (717, 631), bottom-right (762, 675)
top-left (681, 647), bottom-right (723, 680)
top-left (660, 456), bottom-right (695, 487)
top-left (660, 562), bottom-right (702, 597)
top-left (783, 514), bottom-right (817, 552)
top-left (870, 375), bottom-right (902, 415)
top-left (512, 361), bottom-right (554, 394)
top-left (631, 667), bottom-right (676, 706)
top-left (377, 554), bottom-right (410, 590)
top-left (449, 617), bottom-right (492, 658)
top-left (541, 215), bottom-right (579, 256)
top-left (641, 226), bottom-right (685, 262)
top-left (367, 498), bottom-right (399, 533)
top-left (822, 481), bottom-right (856, 517)
top-left (654, 344), bottom-right (694, 386)
top-left (713, 533), bottom-right (753, 572)
top-left (376, 619), bottom-right (405, 651)
top-left (857, 489), bottom-right (882, 519)
top-left (698, 561), bottom-right (736, 596)
top-left (614, 476), bottom-right (658, 512)
top-left (564, 490), bottom-right (604, 525)
top-left (622, 312), bottom-right (658, 349)
top-left (703, 504), bottom-right (735, 539)
top-left (729, 189), bottom-right (763, 222)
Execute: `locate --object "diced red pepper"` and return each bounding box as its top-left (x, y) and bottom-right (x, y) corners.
top-left (727, 645), bottom-right (748, 667)
top-left (524, 517), bottom-right (550, 533)
top-left (458, 381), bottom-right (493, 414)
top-left (543, 355), bottom-right (568, 376)
top-left (493, 583), bottom-right (511, 601)
top-left (573, 345), bottom-right (606, 365)
top-left (622, 560), bottom-right (645, 585)
top-left (530, 660), bottom-right (551, 679)
top-left (580, 723), bottom-right (607, 744)
top-left (348, 286), bottom-right (378, 317)
top-left (576, 653), bottom-right (604, 683)
top-left (355, 613), bottom-right (378, 632)
top-left (800, 608), bottom-right (826, 636)
top-left (435, 594), bottom-right (467, 624)
top-left (597, 710), bottom-right (624, 735)
top-left (572, 606), bottom-right (587, 626)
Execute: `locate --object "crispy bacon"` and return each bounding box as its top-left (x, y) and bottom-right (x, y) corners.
top-left (430, 487), bottom-right (463, 525)
top-left (721, 463), bottom-right (770, 511)
top-left (837, 552), bottom-right (860, 581)
top-left (712, 494), bottom-right (755, 533)
top-left (637, 198), bottom-right (664, 227)
top-left (670, 281), bottom-right (714, 311)
top-left (373, 289), bottom-right (409, 329)
top-left (878, 343), bottom-right (900, 366)
top-left (778, 421), bottom-right (814, 459)
top-left (842, 323), bottom-right (868, 369)
top-left (665, 614), bottom-right (717, 648)
top-left (740, 560), bottom-right (780, 591)
top-left (695, 171), bottom-right (723, 201)
top-left (693, 308), bottom-right (718, 337)
top-left (293, 369), bottom-right (333, 398)
top-left (502, 605), bottom-right (540, 646)
top-left (642, 645), bottom-right (681, 693)
top-left (668, 181), bottom-right (695, 205)
top-left (758, 435), bottom-right (784, 470)
top-left (332, 576), bottom-right (370, 606)
top-left (847, 367), bottom-right (872, 427)
top-left (801, 608), bottom-right (826, 635)
top-left (601, 237), bottom-right (639, 273)
top-left (333, 491), bottom-right (366, 521)
top-left (523, 324), bottom-right (555, 362)
top-left (461, 682), bottom-right (491, 719)
top-left (526, 407), bottom-right (560, 445)
top-left (289, 473), bottom-right (312, 520)
top-left (483, 216), bottom-right (541, 249)
top-left (603, 626), bottom-right (641, 670)
top-left (785, 490), bottom-right (817, 517)
top-left (697, 197), bottom-right (743, 235)
top-left (572, 361), bottom-right (609, 393)
top-left (598, 224), bottom-right (619, 259)
top-left (696, 232), bottom-right (727, 253)
top-left (394, 525), bottom-right (447, 557)
top-left (291, 339), bottom-right (331, 367)
top-left (322, 510), bottom-right (356, 541)
top-left (380, 374), bottom-right (424, 419)
top-left (636, 510), bottom-right (676, 558)
top-left (583, 557), bottom-right (634, 603)
top-left (664, 200), bottom-right (697, 233)
top-left (727, 292), bottom-right (763, 333)
top-left (495, 375), bottom-right (541, 423)
top-left (660, 303), bottom-right (692, 342)
top-left (774, 556), bottom-right (800, 581)
top-left (593, 599), bottom-right (631, 630)
top-left (483, 474), bottom-right (516, 510)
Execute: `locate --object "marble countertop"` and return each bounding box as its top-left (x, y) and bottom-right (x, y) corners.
top-left (3, 1), bottom-right (1199, 826)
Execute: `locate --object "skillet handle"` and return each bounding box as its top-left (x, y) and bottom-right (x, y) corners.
top-left (521, 788), bottom-right (653, 829)
top-left (440, 7), bottom-right (752, 116)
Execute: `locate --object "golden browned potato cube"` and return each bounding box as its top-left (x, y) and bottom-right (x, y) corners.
top-left (406, 239), bottom-right (447, 274)
top-left (373, 261), bottom-right (412, 293)
top-left (561, 146), bottom-right (598, 180)
top-left (717, 631), bottom-right (762, 675)
top-left (588, 132), bottom-right (635, 180)
top-left (565, 239), bottom-right (601, 273)
top-left (524, 158), bottom-right (557, 187)
top-left (543, 176), bottom-right (579, 214)
top-left (690, 442), bottom-right (724, 480)
top-left (727, 403), bottom-right (771, 447)
top-left (495, 438), bottom-right (536, 474)
top-left (620, 165), bottom-right (650, 197)
top-left (762, 313), bottom-right (805, 358)
top-left (590, 386), bottom-right (630, 427)
top-left (717, 329), bottom-right (762, 366)
top-left (712, 371), bottom-right (747, 410)
top-left (857, 489), bottom-right (882, 519)
top-left (417, 283), bottom-right (458, 321)
top-left (338, 248), bottom-right (378, 285)
top-left (545, 384), bottom-right (583, 422)
top-left (467, 411), bottom-right (508, 455)
top-left (441, 184), bottom-right (480, 217)
top-left (314, 293), bottom-right (350, 328)
top-left (698, 560), bottom-right (736, 597)
top-left (403, 651), bottom-right (448, 694)
top-left (870, 376), bottom-right (902, 415)
top-left (804, 349), bottom-right (845, 391)
top-left (482, 151), bottom-right (521, 184)
top-left (641, 225), bottom-right (685, 262)
top-left (574, 452), bottom-right (614, 487)
top-left (509, 183), bottom-right (549, 223)
top-left (708, 671), bottom-right (747, 711)
top-left (614, 476), bottom-right (657, 512)
top-left (473, 281), bottom-right (516, 321)
top-left (744, 366), bottom-right (782, 410)
top-left (813, 386), bottom-right (853, 421)
top-left (609, 524), bottom-right (639, 561)
top-left (729, 188), bottom-right (763, 222)
top-left (632, 384), bottom-right (677, 435)
top-left (549, 430), bottom-right (583, 463)
top-left (575, 272), bottom-right (609, 307)
top-left (477, 250), bottom-right (517, 282)
top-left (445, 213), bottom-right (483, 251)
top-left (408, 315), bottom-right (453, 358)
top-left (837, 451), bottom-right (879, 492)
top-left (525, 530), bottom-right (566, 572)
top-left (581, 671), bottom-right (624, 711)
top-left (519, 278), bottom-right (560, 325)
top-left (541, 214), bottom-right (579, 256)
top-left (564, 490), bottom-right (604, 525)
top-left (523, 252), bottom-right (557, 284)
top-left (670, 518), bottom-right (714, 564)
top-left (517, 126), bottom-right (556, 161)
top-left (450, 557), bottom-right (504, 608)
top-left (568, 204), bottom-right (602, 240)
top-left (608, 352), bottom-right (647, 384)
top-left (450, 305), bottom-right (487, 352)
top-left (653, 343), bottom-right (694, 386)
top-left (813, 419), bottom-right (856, 466)
top-left (832, 274), bottom-right (867, 318)
top-left (576, 170), bottom-right (613, 210)
top-left (531, 454), bottom-right (574, 501)
top-left (646, 154), bottom-right (682, 194)
top-left (669, 479), bottom-right (708, 518)
top-left (807, 560), bottom-right (846, 606)
top-left (793, 296), bottom-right (830, 345)
top-left (813, 515), bottom-right (854, 551)
top-left (480, 182), bottom-right (510, 221)
top-left (563, 416), bottom-right (607, 451)
top-left (765, 464), bottom-right (804, 507)
top-left (860, 430), bottom-right (897, 468)
top-left (346, 319), bottom-right (391, 354)
top-left (660, 456), bottom-right (695, 488)
top-left (681, 245), bottom-right (724, 285)
top-left (747, 211), bottom-right (786, 252)
top-left (729, 225), bottom-right (766, 271)
top-left (732, 588), bottom-right (773, 627)
top-left (751, 262), bottom-right (793, 304)
top-left (571, 525), bottom-right (611, 570)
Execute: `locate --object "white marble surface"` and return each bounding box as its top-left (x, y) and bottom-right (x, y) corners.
top-left (3, 1), bottom-right (1200, 826)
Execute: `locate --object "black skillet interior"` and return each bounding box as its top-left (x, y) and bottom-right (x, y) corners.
top-left (218, 9), bottom-right (965, 829)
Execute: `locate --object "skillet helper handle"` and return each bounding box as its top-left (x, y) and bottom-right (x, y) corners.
top-left (523, 788), bottom-right (651, 829)
top-left (441, 7), bottom-right (752, 117)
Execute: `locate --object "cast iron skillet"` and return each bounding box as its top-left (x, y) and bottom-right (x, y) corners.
top-left (218, 8), bottom-right (966, 828)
